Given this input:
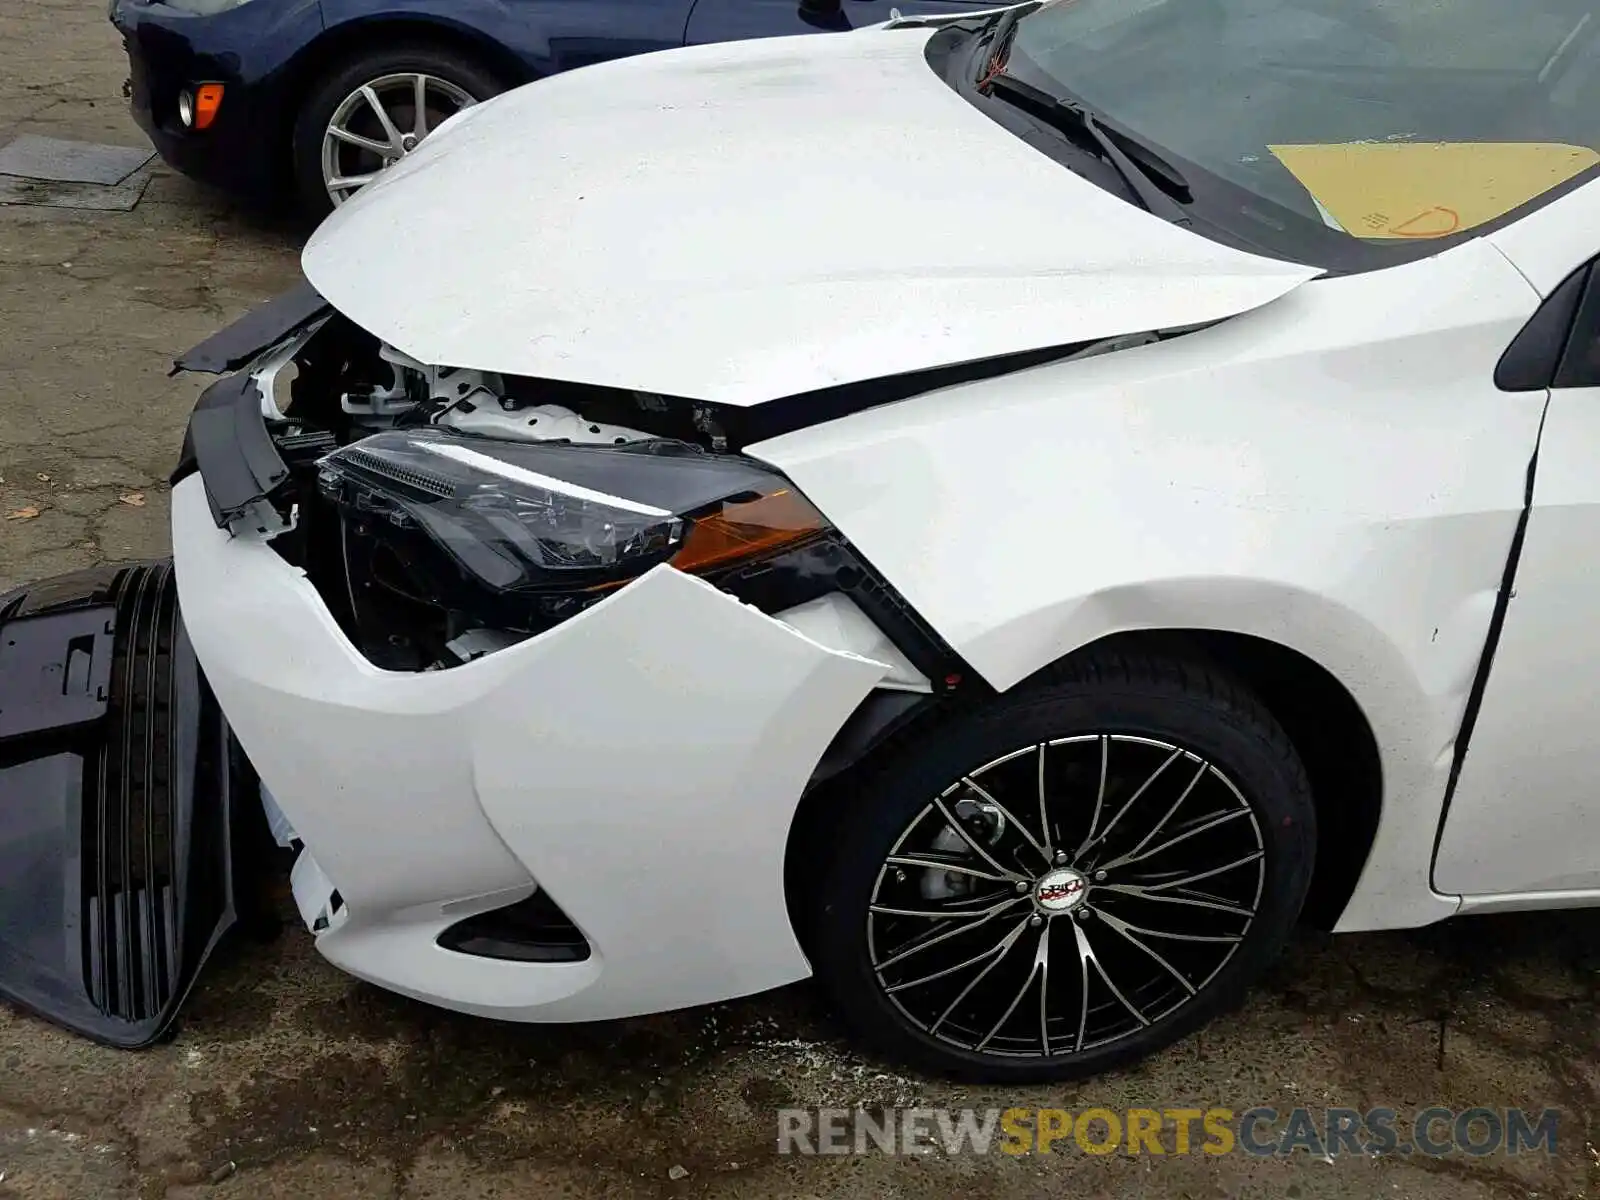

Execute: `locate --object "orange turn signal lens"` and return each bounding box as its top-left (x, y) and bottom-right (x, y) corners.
top-left (669, 488), bottom-right (828, 575)
top-left (193, 83), bottom-right (224, 131)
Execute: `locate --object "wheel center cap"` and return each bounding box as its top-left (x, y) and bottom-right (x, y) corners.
top-left (1034, 867), bottom-right (1089, 913)
top-left (399, 133), bottom-right (419, 153)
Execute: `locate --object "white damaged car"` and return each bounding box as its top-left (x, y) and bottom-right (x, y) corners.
top-left (3, 0), bottom-right (1600, 1080)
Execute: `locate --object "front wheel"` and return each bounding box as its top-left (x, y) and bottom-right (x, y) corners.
top-left (292, 44), bottom-right (505, 218)
top-left (809, 652), bottom-right (1316, 1082)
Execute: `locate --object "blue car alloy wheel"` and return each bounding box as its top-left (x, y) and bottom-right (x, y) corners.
top-left (293, 44), bottom-right (504, 215)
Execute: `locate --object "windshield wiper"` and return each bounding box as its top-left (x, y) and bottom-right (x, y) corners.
top-left (984, 71), bottom-right (1193, 222)
top-left (972, 3), bottom-right (1040, 87)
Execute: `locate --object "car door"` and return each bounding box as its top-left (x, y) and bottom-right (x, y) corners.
top-left (684, 0), bottom-right (997, 44)
top-left (1433, 181), bottom-right (1600, 899)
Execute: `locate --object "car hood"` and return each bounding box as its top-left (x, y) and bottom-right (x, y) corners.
top-left (301, 25), bottom-right (1318, 407)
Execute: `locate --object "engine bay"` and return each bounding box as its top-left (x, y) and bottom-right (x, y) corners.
top-left (274, 312), bottom-right (736, 451)
top-left (244, 315), bottom-right (780, 670)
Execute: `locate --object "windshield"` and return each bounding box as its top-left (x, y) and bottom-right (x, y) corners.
top-left (1004, 0), bottom-right (1600, 264)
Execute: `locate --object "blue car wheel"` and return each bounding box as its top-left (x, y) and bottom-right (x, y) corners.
top-left (292, 43), bottom-right (506, 217)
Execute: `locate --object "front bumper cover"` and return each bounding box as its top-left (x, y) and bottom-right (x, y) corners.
top-left (160, 291), bottom-right (912, 1024)
top-left (172, 473), bottom-right (889, 1020)
top-left (0, 562), bottom-right (258, 1046)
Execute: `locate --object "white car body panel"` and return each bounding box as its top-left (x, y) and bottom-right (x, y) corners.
top-left (775, 593), bottom-right (932, 692)
top-left (172, 477), bottom-right (890, 1020)
top-left (1489, 175), bottom-right (1600, 294)
top-left (1434, 384), bottom-right (1600, 896)
top-left (300, 29), bottom-right (1315, 405)
top-left (1456, 888), bottom-right (1600, 916)
top-left (751, 237), bottom-right (1550, 931)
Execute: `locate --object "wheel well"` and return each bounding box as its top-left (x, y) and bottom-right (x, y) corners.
top-left (784, 627), bottom-right (1383, 949)
top-left (1071, 629), bottom-right (1384, 929)
top-left (274, 18), bottom-right (530, 172)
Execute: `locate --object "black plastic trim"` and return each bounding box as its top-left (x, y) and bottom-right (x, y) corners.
top-left (437, 888), bottom-right (591, 963)
top-left (182, 373), bottom-right (293, 531)
top-left (1495, 263), bottom-right (1591, 392)
top-left (0, 562), bottom-right (255, 1048)
top-left (171, 279), bottom-right (328, 376)
top-left (719, 342), bottom-right (1094, 449)
top-left (811, 690), bottom-right (941, 786)
top-left (0, 606), bottom-right (114, 741)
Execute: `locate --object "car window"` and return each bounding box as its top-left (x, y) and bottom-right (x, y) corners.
top-left (1009, 0), bottom-right (1600, 264)
top-left (1556, 265), bottom-right (1600, 387)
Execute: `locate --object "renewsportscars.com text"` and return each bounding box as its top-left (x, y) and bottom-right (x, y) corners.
top-left (777, 1106), bottom-right (1560, 1158)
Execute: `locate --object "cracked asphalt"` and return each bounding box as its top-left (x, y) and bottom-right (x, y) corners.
top-left (1, 3), bottom-right (1598, 1199)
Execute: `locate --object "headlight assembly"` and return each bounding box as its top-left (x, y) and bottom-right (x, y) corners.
top-left (314, 429), bottom-right (831, 640)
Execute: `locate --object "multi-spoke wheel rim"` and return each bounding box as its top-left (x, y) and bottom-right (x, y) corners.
top-left (320, 73), bottom-right (478, 207)
top-left (867, 735), bottom-right (1266, 1059)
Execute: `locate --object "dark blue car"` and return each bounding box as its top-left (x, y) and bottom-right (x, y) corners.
top-left (110, 0), bottom-right (997, 217)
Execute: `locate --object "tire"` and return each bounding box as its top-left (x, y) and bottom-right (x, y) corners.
top-left (809, 651), bottom-right (1316, 1083)
top-left (291, 43), bottom-right (506, 219)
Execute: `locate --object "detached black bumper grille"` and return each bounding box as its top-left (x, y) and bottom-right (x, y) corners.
top-left (83, 563), bottom-right (193, 1022)
top-left (0, 560), bottom-right (255, 1047)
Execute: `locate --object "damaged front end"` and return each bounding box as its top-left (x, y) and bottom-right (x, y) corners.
top-left (0, 275), bottom-right (1187, 1041)
top-left (167, 284), bottom-right (967, 682)
top-left (0, 562), bottom-right (267, 1047)
top-left (153, 284), bottom-right (982, 1022)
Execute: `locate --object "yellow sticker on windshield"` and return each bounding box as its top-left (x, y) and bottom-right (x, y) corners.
top-left (1267, 142), bottom-right (1599, 239)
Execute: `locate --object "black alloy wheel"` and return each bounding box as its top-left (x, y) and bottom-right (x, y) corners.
top-left (810, 651), bottom-right (1316, 1082)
